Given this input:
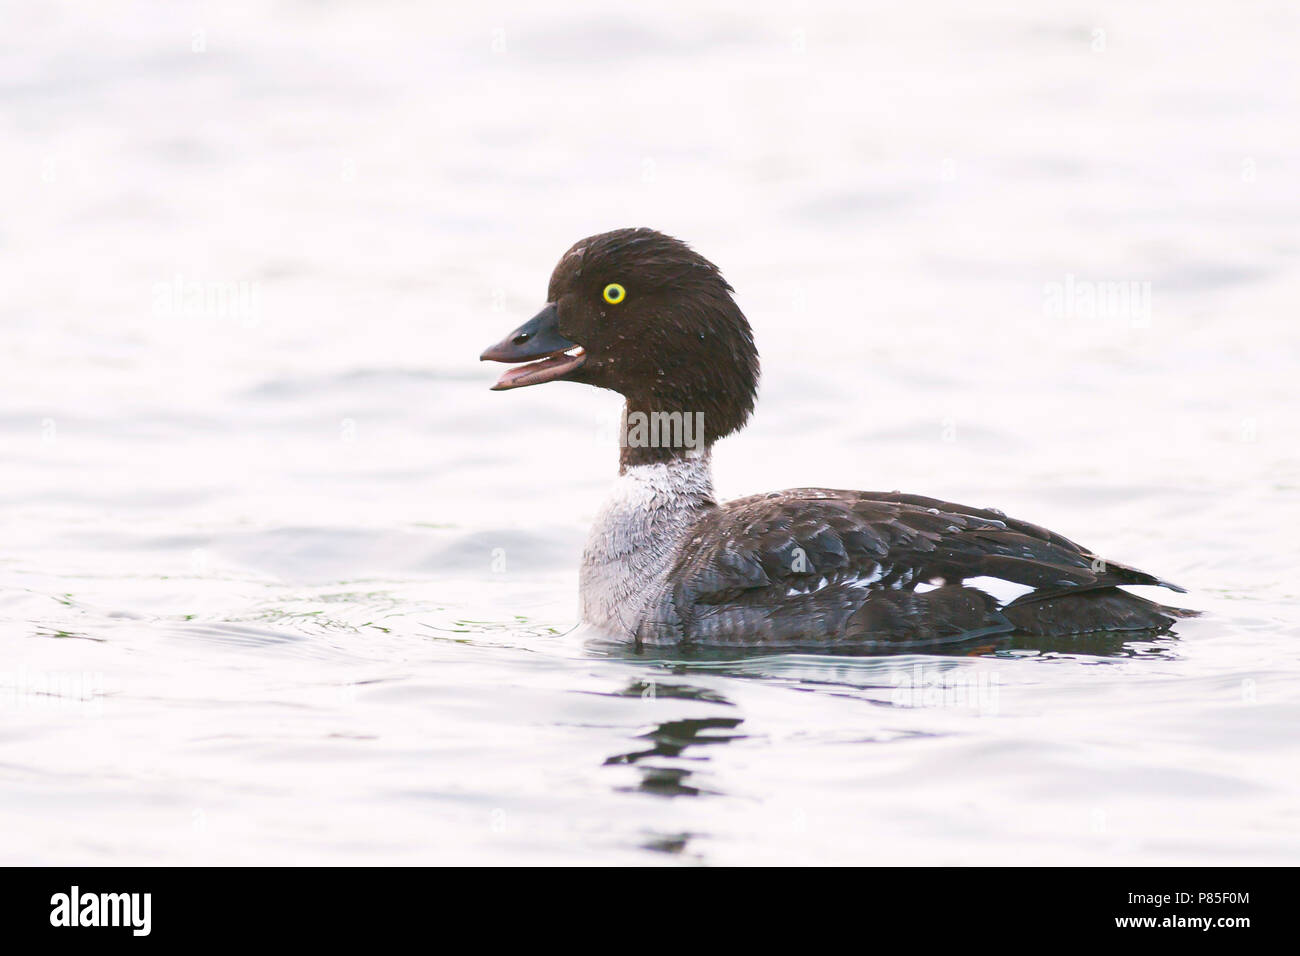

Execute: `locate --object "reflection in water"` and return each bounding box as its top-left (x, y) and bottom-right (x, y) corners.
top-left (605, 678), bottom-right (734, 705)
top-left (994, 629), bottom-right (1179, 658)
top-left (640, 831), bottom-right (695, 856)
top-left (588, 627), bottom-right (1181, 663)
top-left (595, 623), bottom-right (1184, 862)
top-left (606, 714), bottom-right (745, 798)
top-left (597, 628), bottom-right (1181, 800)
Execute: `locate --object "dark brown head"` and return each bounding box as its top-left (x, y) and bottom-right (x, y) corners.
top-left (481, 228), bottom-right (760, 465)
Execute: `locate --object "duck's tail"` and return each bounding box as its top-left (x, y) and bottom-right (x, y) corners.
top-left (1001, 586), bottom-right (1199, 636)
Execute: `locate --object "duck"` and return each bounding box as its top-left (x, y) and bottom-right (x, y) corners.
top-left (480, 227), bottom-right (1194, 648)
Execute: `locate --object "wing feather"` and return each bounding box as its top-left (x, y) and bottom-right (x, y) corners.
top-left (634, 489), bottom-right (1189, 646)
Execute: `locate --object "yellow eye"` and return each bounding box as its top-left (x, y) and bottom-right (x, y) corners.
top-left (602, 283), bottom-right (626, 305)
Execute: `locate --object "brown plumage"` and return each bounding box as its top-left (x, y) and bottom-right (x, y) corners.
top-left (481, 228), bottom-right (1196, 648)
top-left (636, 489), bottom-right (1194, 647)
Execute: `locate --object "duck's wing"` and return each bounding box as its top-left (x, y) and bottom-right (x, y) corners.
top-left (635, 488), bottom-right (1191, 647)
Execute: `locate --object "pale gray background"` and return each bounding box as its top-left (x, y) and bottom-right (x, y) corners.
top-left (1, 1), bottom-right (1296, 864)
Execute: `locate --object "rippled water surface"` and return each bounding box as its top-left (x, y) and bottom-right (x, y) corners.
top-left (2, 2), bottom-right (1298, 864)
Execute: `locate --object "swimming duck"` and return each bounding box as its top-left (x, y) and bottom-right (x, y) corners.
top-left (480, 228), bottom-right (1193, 648)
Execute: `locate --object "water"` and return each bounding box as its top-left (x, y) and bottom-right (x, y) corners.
top-left (2, 1), bottom-right (1298, 864)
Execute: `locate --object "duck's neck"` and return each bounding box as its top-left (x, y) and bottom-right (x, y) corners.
top-left (616, 397), bottom-right (717, 471)
top-left (579, 447), bottom-right (716, 637)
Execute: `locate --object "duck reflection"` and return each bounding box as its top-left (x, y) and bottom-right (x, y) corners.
top-left (597, 626), bottom-right (1179, 806)
top-left (640, 831), bottom-right (695, 856)
top-left (606, 715), bottom-right (745, 797)
top-left (589, 628), bottom-right (1179, 662)
top-left (605, 676), bottom-right (745, 799)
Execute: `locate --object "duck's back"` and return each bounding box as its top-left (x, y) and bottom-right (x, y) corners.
top-left (633, 489), bottom-right (1193, 648)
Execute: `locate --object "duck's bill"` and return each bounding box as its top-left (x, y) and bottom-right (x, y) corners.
top-left (480, 303), bottom-right (587, 390)
top-left (487, 344), bottom-right (587, 390)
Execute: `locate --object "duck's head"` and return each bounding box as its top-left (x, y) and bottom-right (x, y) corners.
top-left (481, 228), bottom-right (760, 460)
